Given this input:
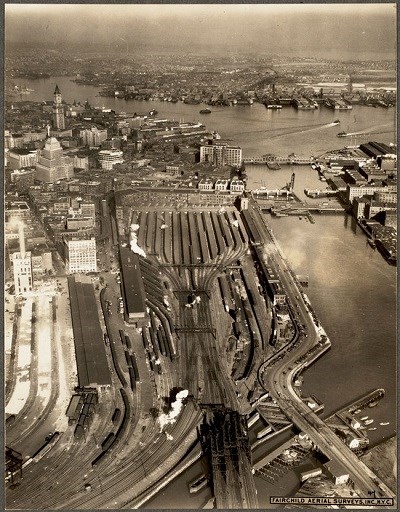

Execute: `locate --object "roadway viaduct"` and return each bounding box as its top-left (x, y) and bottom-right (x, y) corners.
top-left (247, 198), bottom-right (395, 501)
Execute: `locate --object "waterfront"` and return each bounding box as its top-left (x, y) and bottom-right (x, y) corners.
top-left (9, 76), bottom-right (396, 506)
top-left (11, 76), bottom-right (396, 157)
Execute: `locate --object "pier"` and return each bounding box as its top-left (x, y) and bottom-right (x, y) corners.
top-left (243, 155), bottom-right (314, 165)
top-left (251, 195), bottom-right (346, 216)
top-left (304, 189), bottom-right (338, 198)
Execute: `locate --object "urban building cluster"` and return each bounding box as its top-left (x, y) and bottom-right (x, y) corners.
top-left (6, 50), bottom-right (396, 110)
top-left (322, 141), bottom-right (397, 263)
top-left (4, 86), bottom-right (248, 295)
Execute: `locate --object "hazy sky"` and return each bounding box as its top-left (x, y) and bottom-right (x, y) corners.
top-left (5, 3), bottom-right (397, 58)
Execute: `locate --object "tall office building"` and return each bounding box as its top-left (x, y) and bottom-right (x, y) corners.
top-left (12, 223), bottom-right (33, 295)
top-left (200, 140), bottom-right (242, 167)
top-left (35, 137), bottom-right (74, 183)
top-left (53, 85), bottom-right (65, 130)
top-left (65, 237), bottom-right (97, 273)
top-left (80, 126), bottom-right (108, 147)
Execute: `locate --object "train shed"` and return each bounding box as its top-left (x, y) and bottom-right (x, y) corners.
top-left (119, 247), bottom-right (147, 326)
top-left (68, 275), bottom-right (111, 389)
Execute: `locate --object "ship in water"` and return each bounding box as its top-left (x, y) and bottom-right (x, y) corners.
top-left (380, 422), bottom-right (390, 426)
top-left (333, 119), bottom-right (340, 124)
top-left (360, 416), bottom-right (369, 421)
top-left (364, 419), bottom-right (374, 425)
top-left (189, 474), bottom-right (208, 493)
top-left (263, 97), bottom-right (282, 109)
top-left (199, 108), bottom-right (211, 114)
top-left (337, 131), bottom-right (347, 137)
top-left (148, 109), bottom-right (158, 116)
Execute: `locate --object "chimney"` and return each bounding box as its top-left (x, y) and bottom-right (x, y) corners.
top-left (18, 223), bottom-right (26, 258)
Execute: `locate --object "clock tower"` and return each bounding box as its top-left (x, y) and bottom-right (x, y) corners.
top-left (52, 85), bottom-right (65, 130)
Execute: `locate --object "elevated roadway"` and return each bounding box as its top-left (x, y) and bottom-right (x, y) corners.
top-left (246, 199), bottom-right (395, 501)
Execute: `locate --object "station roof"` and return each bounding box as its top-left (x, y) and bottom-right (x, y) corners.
top-left (68, 276), bottom-right (111, 387)
top-left (119, 247), bottom-right (147, 316)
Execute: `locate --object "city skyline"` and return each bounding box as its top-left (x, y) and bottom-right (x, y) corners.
top-left (5, 3), bottom-right (397, 59)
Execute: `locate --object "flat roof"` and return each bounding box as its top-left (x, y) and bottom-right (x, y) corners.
top-left (120, 247), bottom-right (147, 317)
top-left (68, 276), bottom-right (111, 387)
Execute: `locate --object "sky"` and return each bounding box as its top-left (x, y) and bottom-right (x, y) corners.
top-left (5, 3), bottom-right (397, 59)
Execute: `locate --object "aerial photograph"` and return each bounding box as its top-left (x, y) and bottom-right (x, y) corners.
top-left (4, 2), bottom-right (397, 509)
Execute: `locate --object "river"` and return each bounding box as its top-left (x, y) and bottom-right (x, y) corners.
top-left (11, 76), bottom-right (397, 507)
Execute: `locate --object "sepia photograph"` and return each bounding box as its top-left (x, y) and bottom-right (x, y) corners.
top-left (4, 2), bottom-right (397, 509)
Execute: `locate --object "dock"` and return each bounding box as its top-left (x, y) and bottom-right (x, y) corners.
top-left (243, 155), bottom-right (314, 165)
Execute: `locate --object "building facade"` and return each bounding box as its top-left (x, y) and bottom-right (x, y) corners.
top-left (98, 150), bottom-right (124, 170)
top-left (200, 141), bottom-right (242, 167)
top-left (13, 252), bottom-right (33, 294)
top-left (80, 126), bottom-right (108, 147)
top-left (65, 237), bottom-right (97, 273)
top-left (7, 149), bottom-right (38, 170)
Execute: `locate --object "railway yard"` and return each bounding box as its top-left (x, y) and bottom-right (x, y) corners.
top-left (5, 189), bottom-right (395, 508)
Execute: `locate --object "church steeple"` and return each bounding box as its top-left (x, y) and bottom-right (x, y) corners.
top-left (54, 84), bottom-right (61, 95)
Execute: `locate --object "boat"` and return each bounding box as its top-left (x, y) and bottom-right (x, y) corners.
top-left (354, 409), bottom-right (362, 414)
top-left (368, 402), bottom-right (378, 408)
top-left (368, 427), bottom-right (377, 431)
top-left (379, 422), bottom-right (389, 426)
top-left (333, 119), bottom-right (340, 124)
top-left (364, 419), bottom-right (374, 425)
top-left (199, 108), bottom-right (211, 114)
top-left (189, 474), bottom-right (208, 493)
top-left (148, 110), bottom-right (158, 116)
top-left (337, 131), bottom-right (347, 137)
top-left (360, 416), bottom-right (368, 421)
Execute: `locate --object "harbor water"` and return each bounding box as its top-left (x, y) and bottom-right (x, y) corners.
top-left (10, 77), bottom-right (397, 506)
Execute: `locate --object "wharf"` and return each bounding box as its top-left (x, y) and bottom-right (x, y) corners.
top-left (252, 196), bottom-right (345, 216)
top-left (243, 155), bottom-right (314, 165)
top-left (325, 389), bottom-right (385, 419)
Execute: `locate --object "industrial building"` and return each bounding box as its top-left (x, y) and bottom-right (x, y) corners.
top-left (68, 275), bottom-right (111, 389)
top-left (12, 223), bottom-right (33, 295)
top-left (119, 247), bottom-right (147, 326)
